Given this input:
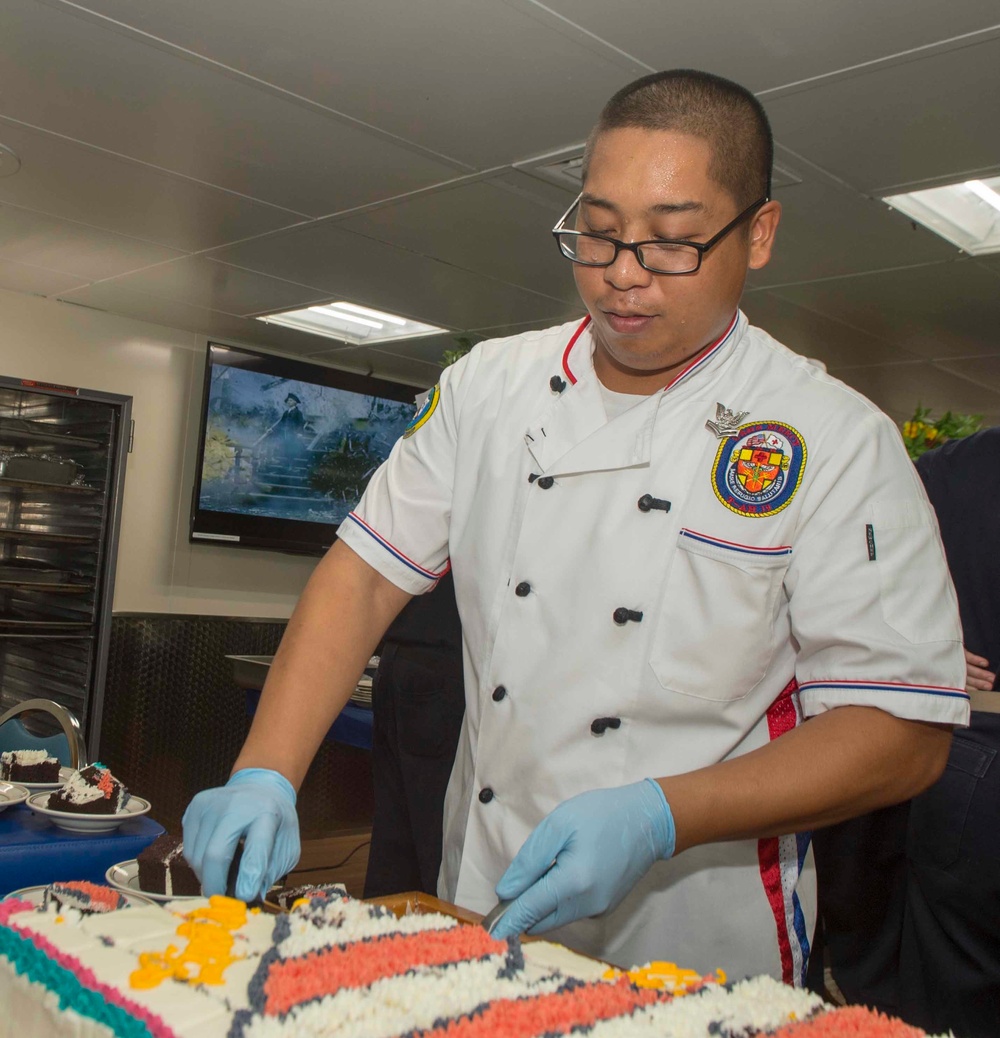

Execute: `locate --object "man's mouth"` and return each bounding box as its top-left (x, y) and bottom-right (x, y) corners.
top-left (603, 310), bottom-right (656, 334)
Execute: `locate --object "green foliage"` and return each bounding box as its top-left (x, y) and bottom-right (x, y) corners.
top-left (439, 337), bottom-right (475, 368)
top-left (901, 405), bottom-right (983, 460)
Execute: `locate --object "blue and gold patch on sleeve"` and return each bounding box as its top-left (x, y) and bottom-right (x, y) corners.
top-left (403, 384), bottom-right (440, 439)
top-left (712, 421), bottom-right (807, 517)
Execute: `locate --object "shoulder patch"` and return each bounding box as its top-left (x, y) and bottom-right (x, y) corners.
top-left (712, 421), bottom-right (807, 517)
top-left (403, 384), bottom-right (440, 439)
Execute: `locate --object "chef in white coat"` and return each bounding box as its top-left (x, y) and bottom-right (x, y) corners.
top-left (184, 69), bottom-right (968, 982)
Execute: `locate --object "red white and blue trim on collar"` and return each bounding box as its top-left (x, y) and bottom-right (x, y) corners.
top-left (345, 513), bottom-right (450, 582)
top-left (561, 311), bottom-right (741, 390)
top-left (679, 529), bottom-right (793, 557)
top-left (798, 679), bottom-right (969, 701)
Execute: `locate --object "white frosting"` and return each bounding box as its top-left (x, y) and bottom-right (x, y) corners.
top-left (52, 771), bottom-right (107, 806)
top-left (2, 749), bottom-right (55, 766)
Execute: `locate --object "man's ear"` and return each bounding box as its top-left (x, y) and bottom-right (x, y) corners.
top-left (747, 200), bottom-right (781, 270)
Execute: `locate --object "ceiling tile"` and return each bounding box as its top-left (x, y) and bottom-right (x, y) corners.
top-left (0, 119), bottom-right (299, 251)
top-left (305, 343), bottom-right (446, 389)
top-left (69, 256), bottom-right (331, 317)
top-left (337, 175), bottom-right (580, 305)
top-left (539, 0), bottom-right (1000, 92)
top-left (53, 0), bottom-right (644, 168)
top-left (0, 202), bottom-right (183, 279)
top-left (836, 361), bottom-right (1000, 426)
top-left (746, 177), bottom-right (958, 289)
top-left (768, 260), bottom-right (1000, 360)
top-left (2, 0), bottom-right (465, 214)
top-left (0, 258), bottom-right (88, 297)
top-left (741, 290), bottom-right (924, 370)
top-left (934, 356), bottom-right (1000, 395)
top-left (208, 222), bottom-right (578, 331)
top-left (763, 36), bottom-right (1000, 193)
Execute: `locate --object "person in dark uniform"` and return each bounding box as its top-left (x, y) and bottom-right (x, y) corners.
top-left (275, 393), bottom-right (306, 463)
top-left (811, 426), bottom-right (1000, 1038)
top-left (363, 568), bottom-right (464, 898)
top-left (897, 427), bottom-right (1000, 1038)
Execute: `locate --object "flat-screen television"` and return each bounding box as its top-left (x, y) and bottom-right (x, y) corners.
top-left (190, 342), bottom-right (419, 555)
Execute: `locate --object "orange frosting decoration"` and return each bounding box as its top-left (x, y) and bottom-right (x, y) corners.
top-left (129, 896), bottom-right (247, 990)
top-left (601, 960), bottom-right (726, 993)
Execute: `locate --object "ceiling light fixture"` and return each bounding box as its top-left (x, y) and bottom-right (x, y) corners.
top-left (258, 301), bottom-right (445, 345)
top-left (883, 175), bottom-right (1000, 255)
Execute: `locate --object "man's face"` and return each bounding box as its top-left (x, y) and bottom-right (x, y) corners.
top-left (573, 127), bottom-right (780, 388)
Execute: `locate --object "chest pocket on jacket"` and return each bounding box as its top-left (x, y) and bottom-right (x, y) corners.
top-left (649, 531), bottom-right (791, 702)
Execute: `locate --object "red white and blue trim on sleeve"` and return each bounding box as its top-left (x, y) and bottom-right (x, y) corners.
top-left (679, 529), bottom-right (793, 557)
top-left (345, 513), bottom-right (450, 582)
top-left (758, 676), bottom-right (811, 987)
top-left (798, 679), bottom-right (969, 703)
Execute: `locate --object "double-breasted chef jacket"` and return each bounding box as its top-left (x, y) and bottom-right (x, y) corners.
top-left (338, 311), bottom-right (969, 985)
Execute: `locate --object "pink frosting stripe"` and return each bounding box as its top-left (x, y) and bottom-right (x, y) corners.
top-left (5, 910), bottom-right (178, 1038)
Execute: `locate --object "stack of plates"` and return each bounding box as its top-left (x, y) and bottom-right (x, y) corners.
top-left (350, 673), bottom-right (373, 708)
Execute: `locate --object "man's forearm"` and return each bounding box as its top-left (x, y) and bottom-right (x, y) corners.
top-left (660, 706), bottom-right (952, 854)
top-left (231, 541), bottom-right (412, 789)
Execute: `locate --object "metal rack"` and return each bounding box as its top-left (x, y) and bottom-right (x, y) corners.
top-left (0, 377), bottom-right (131, 760)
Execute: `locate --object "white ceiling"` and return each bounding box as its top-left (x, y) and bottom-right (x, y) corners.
top-left (1, 0), bottom-right (999, 424)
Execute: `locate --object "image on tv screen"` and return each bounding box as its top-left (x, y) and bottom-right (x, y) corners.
top-left (198, 364), bottom-right (415, 526)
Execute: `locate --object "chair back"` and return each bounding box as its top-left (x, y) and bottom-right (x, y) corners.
top-left (0, 699), bottom-right (86, 769)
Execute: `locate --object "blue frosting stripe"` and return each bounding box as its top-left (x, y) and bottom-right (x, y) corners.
top-left (0, 919), bottom-right (155, 1038)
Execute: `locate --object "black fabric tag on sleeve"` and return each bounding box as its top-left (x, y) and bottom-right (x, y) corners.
top-left (866, 523), bottom-right (876, 561)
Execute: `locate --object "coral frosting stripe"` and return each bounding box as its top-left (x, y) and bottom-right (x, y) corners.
top-left (4, 910), bottom-right (176, 1038)
top-left (759, 1005), bottom-right (928, 1036)
top-left (263, 926), bottom-right (507, 1016)
top-left (409, 979), bottom-right (662, 1038)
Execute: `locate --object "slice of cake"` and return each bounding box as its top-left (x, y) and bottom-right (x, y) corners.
top-left (0, 749), bottom-right (61, 783)
top-left (46, 762), bottom-right (129, 814)
top-left (40, 881), bottom-right (130, 914)
top-left (137, 834), bottom-right (202, 897)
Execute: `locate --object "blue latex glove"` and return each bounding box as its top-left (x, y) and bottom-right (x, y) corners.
top-left (182, 767), bottom-right (300, 902)
top-left (491, 778), bottom-right (675, 939)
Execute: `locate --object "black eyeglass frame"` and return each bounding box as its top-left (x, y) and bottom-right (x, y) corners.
top-left (551, 193), bottom-right (769, 275)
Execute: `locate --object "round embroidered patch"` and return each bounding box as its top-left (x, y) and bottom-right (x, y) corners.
top-left (403, 384), bottom-right (440, 439)
top-left (712, 421), bottom-right (807, 517)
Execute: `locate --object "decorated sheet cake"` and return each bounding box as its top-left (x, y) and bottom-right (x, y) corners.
top-left (0, 886), bottom-right (950, 1038)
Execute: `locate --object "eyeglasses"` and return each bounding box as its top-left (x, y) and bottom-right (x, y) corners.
top-left (552, 194), bottom-right (768, 275)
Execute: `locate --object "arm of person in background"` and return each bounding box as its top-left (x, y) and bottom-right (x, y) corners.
top-left (965, 647), bottom-right (996, 692)
top-left (494, 706), bottom-right (950, 936)
top-left (183, 541), bottom-right (412, 900)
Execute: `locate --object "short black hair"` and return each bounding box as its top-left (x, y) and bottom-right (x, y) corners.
top-left (583, 69), bottom-right (773, 209)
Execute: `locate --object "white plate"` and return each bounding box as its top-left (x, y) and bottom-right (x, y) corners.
top-left (27, 792), bottom-right (151, 833)
top-left (105, 859), bottom-right (202, 902)
top-left (0, 781), bottom-right (29, 813)
top-left (7, 766), bottom-right (77, 793)
top-left (4, 883), bottom-right (154, 908)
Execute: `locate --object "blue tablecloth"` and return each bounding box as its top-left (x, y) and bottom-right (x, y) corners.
top-left (0, 804), bottom-right (164, 897)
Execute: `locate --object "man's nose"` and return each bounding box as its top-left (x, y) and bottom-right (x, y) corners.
top-left (604, 247), bottom-right (654, 291)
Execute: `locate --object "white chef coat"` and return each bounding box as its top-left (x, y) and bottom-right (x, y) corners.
top-left (338, 311), bottom-right (969, 984)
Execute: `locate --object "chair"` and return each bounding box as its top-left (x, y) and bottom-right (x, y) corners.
top-left (0, 699), bottom-right (87, 769)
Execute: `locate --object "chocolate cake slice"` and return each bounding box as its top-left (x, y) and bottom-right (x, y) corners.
top-left (137, 834), bottom-right (202, 897)
top-left (0, 749), bottom-right (61, 783)
top-left (46, 763), bottom-right (129, 815)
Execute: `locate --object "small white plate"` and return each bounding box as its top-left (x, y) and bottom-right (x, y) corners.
top-left (7, 766), bottom-right (77, 793)
top-left (27, 792), bottom-right (151, 833)
top-left (4, 883), bottom-right (154, 908)
top-left (0, 781), bottom-right (29, 813)
top-left (105, 859), bottom-right (201, 903)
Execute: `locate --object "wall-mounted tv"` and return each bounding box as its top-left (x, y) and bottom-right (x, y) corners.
top-left (190, 342), bottom-right (419, 555)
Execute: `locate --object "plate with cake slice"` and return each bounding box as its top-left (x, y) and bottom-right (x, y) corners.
top-left (28, 792), bottom-right (151, 833)
top-left (105, 859), bottom-right (199, 902)
top-left (0, 780), bottom-right (29, 813)
top-left (6, 881), bottom-right (154, 910)
top-left (15, 766), bottom-right (78, 792)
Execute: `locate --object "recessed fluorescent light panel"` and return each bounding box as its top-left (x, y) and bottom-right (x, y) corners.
top-left (883, 175), bottom-right (1000, 255)
top-left (257, 302), bottom-right (445, 345)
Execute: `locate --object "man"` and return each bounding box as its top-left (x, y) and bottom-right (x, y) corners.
top-left (183, 70), bottom-right (967, 981)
